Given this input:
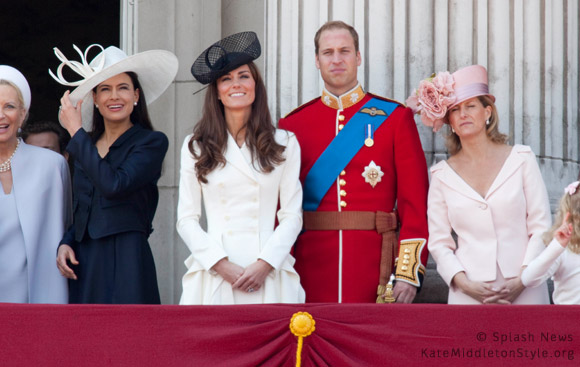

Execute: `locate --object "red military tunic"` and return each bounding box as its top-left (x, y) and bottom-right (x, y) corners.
top-left (278, 84), bottom-right (429, 303)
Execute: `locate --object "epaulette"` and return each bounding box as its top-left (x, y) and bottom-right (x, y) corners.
top-left (282, 96), bottom-right (320, 118)
top-left (367, 92), bottom-right (404, 107)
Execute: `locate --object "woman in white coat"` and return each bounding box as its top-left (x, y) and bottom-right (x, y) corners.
top-left (178, 32), bottom-right (305, 304)
top-left (407, 65), bottom-right (551, 304)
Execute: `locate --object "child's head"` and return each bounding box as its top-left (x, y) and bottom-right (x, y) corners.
top-left (544, 181), bottom-right (580, 252)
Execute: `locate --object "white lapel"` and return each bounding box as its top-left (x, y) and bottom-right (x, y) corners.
top-left (225, 133), bottom-right (258, 182)
top-left (484, 145), bottom-right (526, 199)
top-left (431, 160), bottom-right (485, 202)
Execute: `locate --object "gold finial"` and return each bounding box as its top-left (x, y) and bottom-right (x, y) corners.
top-left (290, 312), bottom-right (316, 367)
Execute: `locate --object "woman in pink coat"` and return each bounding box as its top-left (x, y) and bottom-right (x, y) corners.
top-left (407, 65), bottom-right (551, 304)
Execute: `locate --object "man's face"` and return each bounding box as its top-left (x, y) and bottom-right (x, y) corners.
top-left (25, 131), bottom-right (61, 154)
top-left (315, 28), bottom-right (361, 96)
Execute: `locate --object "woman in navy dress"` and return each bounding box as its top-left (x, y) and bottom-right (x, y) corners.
top-left (52, 44), bottom-right (178, 303)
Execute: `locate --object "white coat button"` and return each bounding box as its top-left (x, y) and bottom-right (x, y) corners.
top-left (479, 204), bottom-right (488, 210)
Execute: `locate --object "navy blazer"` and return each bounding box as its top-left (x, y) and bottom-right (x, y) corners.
top-left (61, 124), bottom-right (168, 245)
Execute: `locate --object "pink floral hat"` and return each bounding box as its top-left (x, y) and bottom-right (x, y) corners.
top-left (406, 65), bottom-right (495, 132)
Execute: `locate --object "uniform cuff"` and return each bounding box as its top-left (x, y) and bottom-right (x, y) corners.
top-left (395, 238), bottom-right (426, 287)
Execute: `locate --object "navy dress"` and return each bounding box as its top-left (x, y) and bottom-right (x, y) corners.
top-left (61, 124), bottom-right (168, 304)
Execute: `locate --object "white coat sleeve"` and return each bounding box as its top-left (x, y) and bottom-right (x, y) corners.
top-left (176, 136), bottom-right (228, 271)
top-left (258, 133), bottom-right (303, 269)
top-left (427, 171), bottom-right (466, 286)
top-left (521, 239), bottom-right (564, 287)
top-left (520, 149), bottom-right (552, 266)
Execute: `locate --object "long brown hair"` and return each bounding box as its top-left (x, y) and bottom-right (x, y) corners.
top-left (188, 62), bottom-right (285, 183)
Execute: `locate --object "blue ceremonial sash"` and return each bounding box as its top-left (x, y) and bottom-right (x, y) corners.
top-left (303, 98), bottom-right (398, 211)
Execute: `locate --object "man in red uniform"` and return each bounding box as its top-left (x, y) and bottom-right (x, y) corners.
top-left (278, 21), bottom-right (429, 303)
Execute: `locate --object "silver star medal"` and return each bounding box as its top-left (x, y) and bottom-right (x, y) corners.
top-left (362, 161), bottom-right (384, 188)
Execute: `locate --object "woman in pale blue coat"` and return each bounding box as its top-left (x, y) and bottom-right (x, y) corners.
top-left (0, 65), bottom-right (71, 303)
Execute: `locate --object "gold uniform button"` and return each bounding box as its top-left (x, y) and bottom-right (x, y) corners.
top-left (401, 265), bottom-right (408, 271)
top-left (340, 190), bottom-right (347, 197)
top-left (339, 179), bottom-right (346, 186)
top-left (340, 201), bottom-right (347, 208)
top-left (403, 260), bottom-right (410, 265)
top-left (403, 254), bottom-right (410, 260)
top-left (338, 115), bottom-right (345, 121)
top-left (404, 248), bottom-right (411, 253)
top-left (340, 170), bottom-right (346, 176)
top-left (338, 124), bottom-right (345, 130)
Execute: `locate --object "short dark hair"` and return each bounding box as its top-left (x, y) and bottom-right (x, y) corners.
top-left (20, 120), bottom-right (70, 153)
top-left (314, 20), bottom-right (359, 54)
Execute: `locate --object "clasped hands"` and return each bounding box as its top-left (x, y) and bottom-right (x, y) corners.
top-left (452, 272), bottom-right (525, 304)
top-left (212, 258), bottom-right (273, 293)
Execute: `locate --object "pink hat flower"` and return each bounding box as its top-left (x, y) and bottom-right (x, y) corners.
top-left (564, 181), bottom-right (580, 196)
top-left (406, 71), bottom-right (456, 132)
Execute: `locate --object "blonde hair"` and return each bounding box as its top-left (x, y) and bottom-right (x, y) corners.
top-left (543, 189), bottom-right (580, 254)
top-left (445, 95), bottom-right (508, 156)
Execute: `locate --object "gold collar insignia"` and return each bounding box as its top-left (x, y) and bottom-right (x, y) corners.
top-left (321, 84), bottom-right (365, 110)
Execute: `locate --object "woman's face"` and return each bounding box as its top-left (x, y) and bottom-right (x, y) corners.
top-left (447, 97), bottom-right (492, 138)
top-left (93, 73), bottom-right (139, 124)
top-left (0, 84), bottom-right (26, 145)
top-left (216, 64), bottom-right (256, 114)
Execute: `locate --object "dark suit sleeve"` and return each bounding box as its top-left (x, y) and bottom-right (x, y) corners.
top-left (59, 224), bottom-right (76, 249)
top-left (66, 128), bottom-right (169, 199)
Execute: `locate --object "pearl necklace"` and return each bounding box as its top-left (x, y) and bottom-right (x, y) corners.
top-left (0, 139), bottom-right (21, 173)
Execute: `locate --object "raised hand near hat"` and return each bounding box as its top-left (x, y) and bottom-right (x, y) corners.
top-left (58, 90), bottom-right (83, 137)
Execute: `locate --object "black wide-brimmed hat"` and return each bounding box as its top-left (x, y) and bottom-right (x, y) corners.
top-left (191, 31), bottom-right (261, 85)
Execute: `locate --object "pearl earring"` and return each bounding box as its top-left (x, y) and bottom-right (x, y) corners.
top-left (95, 104), bottom-right (99, 108)
top-left (451, 127), bottom-right (455, 134)
top-left (486, 119), bottom-right (490, 126)
top-left (134, 101), bottom-right (138, 106)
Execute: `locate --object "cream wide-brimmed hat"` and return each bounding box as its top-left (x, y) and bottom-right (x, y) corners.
top-left (49, 44), bottom-right (178, 125)
top-left (0, 65), bottom-right (31, 110)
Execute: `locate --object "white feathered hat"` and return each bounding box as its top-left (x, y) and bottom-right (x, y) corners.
top-left (49, 44), bottom-right (178, 125)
